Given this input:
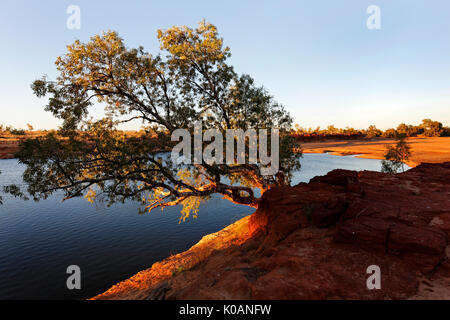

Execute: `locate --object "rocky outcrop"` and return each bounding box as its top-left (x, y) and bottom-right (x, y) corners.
top-left (93, 162), bottom-right (450, 300)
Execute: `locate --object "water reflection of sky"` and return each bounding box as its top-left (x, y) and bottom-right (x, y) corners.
top-left (0, 153), bottom-right (388, 299)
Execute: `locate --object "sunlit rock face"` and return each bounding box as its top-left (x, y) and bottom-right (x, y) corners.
top-left (94, 162), bottom-right (450, 300)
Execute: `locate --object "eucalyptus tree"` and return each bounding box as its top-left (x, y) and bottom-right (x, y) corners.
top-left (8, 21), bottom-right (301, 219)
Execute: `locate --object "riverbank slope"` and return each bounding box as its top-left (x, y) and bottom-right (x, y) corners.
top-left (93, 162), bottom-right (450, 300)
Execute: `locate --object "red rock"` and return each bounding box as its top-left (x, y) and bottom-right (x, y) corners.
top-left (93, 162), bottom-right (450, 300)
top-left (309, 169), bottom-right (358, 187)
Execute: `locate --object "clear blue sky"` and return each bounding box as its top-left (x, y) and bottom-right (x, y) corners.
top-left (1, 0), bottom-right (449, 130)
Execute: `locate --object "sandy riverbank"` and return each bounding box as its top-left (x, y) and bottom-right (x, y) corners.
top-left (301, 136), bottom-right (450, 167)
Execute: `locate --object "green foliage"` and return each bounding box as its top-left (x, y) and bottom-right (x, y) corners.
top-left (293, 119), bottom-right (448, 139)
top-left (396, 123), bottom-right (422, 137)
top-left (0, 125), bottom-right (27, 135)
top-left (378, 119), bottom-right (446, 138)
top-left (9, 21), bottom-right (301, 218)
top-left (443, 126), bottom-right (450, 137)
top-left (381, 128), bottom-right (397, 138)
top-left (420, 119), bottom-right (444, 137)
top-left (381, 137), bottom-right (412, 174)
top-left (365, 125), bottom-right (382, 138)
top-left (9, 128), bottom-right (26, 135)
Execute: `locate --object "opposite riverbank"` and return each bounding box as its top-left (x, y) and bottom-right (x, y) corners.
top-left (301, 136), bottom-right (450, 167)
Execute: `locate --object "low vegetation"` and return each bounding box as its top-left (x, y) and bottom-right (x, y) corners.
top-left (292, 119), bottom-right (450, 140)
top-left (381, 136), bottom-right (412, 173)
top-left (2, 118), bottom-right (448, 143)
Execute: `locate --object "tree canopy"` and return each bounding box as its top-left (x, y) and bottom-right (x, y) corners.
top-left (381, 136), bottom-right (411, 174)
top-left (8, 21), bottom-right (301, 219)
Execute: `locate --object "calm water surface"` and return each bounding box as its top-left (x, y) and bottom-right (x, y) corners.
top-left (0, 153), bottom-right (384, 299)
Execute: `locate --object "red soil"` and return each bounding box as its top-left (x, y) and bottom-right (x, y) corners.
top-left (93, 162), bottom-right (450, 300)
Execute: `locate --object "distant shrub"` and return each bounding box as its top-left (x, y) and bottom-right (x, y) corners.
top-left (381, 137), bottom-right (411, 174)
top-left (365, 125), bottom-right (382, 138)
top-left (420, 119), bottom-right (444, 137)
top-left (9, 128), bottom-right (26, 135)
top-left (382, 128), bottom-right (397, 138)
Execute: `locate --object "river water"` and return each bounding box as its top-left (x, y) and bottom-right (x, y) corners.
top-left (0, 153), bottom-right (384, 299)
